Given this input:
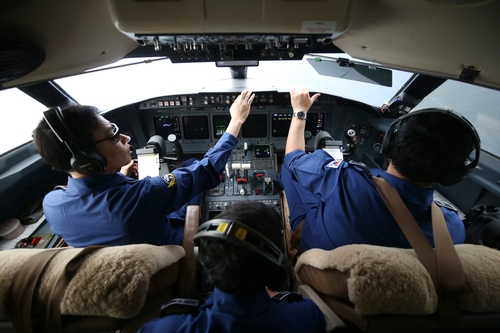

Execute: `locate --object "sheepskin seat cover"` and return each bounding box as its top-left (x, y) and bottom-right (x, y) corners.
top-left (0, 244), bottom-right (185, 319)
top-left (295, 244), bottom-right (500, 316)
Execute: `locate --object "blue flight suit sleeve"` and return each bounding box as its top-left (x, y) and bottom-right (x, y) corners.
top-left (142, 132), bottom-right (238, 215)
top-left (283, 149), bottom-right (347, 200)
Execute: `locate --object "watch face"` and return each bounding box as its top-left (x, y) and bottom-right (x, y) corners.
top-left (297, 111), bottom-right (306, 119)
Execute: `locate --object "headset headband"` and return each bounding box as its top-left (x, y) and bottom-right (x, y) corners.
top-left (193, 219), bottom-right (288, 270)
top-left (43, 107), bottom-right (82, 155)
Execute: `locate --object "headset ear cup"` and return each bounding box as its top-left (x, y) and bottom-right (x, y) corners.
top-left (438, 166), bottom-right (471, 187)
top-left (71, 150), bottom-right (107, 176)
top-left (380, 124), bottom-right (394, 156)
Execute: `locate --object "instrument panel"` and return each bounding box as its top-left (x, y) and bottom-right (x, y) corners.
top-left (140, 91), bottom-right (339, 152)
top-left (134, 91), bottom-right (388, 219)
top-left (138, 91), bottom-right (384, 156)
top-left (151, 112), bottom-right (327, 141)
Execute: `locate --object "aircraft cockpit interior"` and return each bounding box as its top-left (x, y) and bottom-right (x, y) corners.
top-left (2, 1), bottom-right (500, 332)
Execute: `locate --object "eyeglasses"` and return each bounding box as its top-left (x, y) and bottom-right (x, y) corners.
top-left (93, 123), bottom-right (121, 145)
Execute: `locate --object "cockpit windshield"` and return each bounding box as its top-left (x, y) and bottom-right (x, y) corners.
top-left (53, 55), bottom-right (414, 110)
top-left (2, 54), bottom-right (499, 159)
top-left (0, 54), bottom-right (413, 155)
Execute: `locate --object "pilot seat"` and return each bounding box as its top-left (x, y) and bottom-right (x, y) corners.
top-left (0, 205), bottom-right (200, 333)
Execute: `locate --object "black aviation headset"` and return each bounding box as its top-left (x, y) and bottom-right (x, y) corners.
top-left (43, 107), bottom-right (107, 176)
top-left (193, 219), bottom-right (292, 291)
top-left (380, 108), bottom-right (481, 186)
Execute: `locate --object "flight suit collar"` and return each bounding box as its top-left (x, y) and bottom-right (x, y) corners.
top-left (209, 287), bottom-right (274, 318)
top-left (370, 169), bottom-right (434, 208)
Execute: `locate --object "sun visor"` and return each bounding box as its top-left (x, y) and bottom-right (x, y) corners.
top-left (307, 57), bottom-right (393, 87)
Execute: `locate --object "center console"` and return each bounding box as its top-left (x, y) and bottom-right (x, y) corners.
top-left (204, 142), bottom-right (281, 220)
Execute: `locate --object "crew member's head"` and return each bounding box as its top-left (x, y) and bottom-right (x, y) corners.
top-left (386, 109), bottom-right (479, 186)
top-left (196, 201), bottom-right (289, 295)
top-left (33, 105), bottom-right (132, 176)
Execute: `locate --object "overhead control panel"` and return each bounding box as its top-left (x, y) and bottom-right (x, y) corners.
top-left (127, 35), bottom-right (344, 63)
top-left (109, 0), bottom-right (352, 63)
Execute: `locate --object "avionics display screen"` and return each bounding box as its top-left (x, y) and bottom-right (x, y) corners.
top-left (255, 145), bottom-right (271, 158)
top-left (242, 114), bottom-right (268, 138)
top-left (182, 115), bottom-right (209, 139)
top-left (272, 112), bottom-right (325, 137)
top-left (153, 115), bottom-right (181, 140)
top-left (213, 115), bottom-right (231, 139)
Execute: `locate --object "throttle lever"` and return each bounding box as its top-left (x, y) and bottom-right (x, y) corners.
top-left (343, 129), bottom-right (357, 157)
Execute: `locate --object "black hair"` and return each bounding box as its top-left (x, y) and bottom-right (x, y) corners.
top-left (33, 105), bottom-right (101, 172)
top-left (390, 112), bottom-right (475, 184)
top-left (197, 201), bottom-right (284, 295)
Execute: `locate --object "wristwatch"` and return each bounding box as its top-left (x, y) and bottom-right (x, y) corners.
top-left (292, 111), bottom-right (307, 120)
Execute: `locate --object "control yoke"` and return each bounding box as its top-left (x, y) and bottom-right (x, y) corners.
top-left (314, 130), bottom-right (357, 161)
top-left (144, 135), bottom-right (166, 157)
top-left (138, 134), bottom-right (184, 162)
top-left (164, 134), bottom-right (184, 161)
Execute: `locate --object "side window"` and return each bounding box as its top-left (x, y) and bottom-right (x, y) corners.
top-left (0, 88), bottom-right (46, 155)
top-left (417, 80), bottom-right (500, 158)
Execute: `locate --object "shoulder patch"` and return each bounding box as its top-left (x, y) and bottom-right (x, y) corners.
top-left (434, 199), bottom-right (458, 212)
top-left (159, 298), bottom-right (200, 317)
top-left (326, 159), bottom-right (342, 169)
top-left (161, 173), bottom-right (177, 188)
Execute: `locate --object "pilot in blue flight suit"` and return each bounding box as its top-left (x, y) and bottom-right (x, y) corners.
top-left (279, 86), bottom-right (480, 253)
top-left (137, 201), bottom-right (326, 333)
top-left (33, 89), bottom-right (255, 247)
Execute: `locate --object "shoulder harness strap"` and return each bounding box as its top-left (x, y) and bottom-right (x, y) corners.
top-left (159, 298), bottom-right (200, 317)
top-left (347, 160), bottom-right (372, 177)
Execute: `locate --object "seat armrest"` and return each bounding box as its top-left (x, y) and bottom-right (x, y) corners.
top-left (178, 205), bottom-right (199, 297)
top-left (297, 284), bottom-right (347, 333)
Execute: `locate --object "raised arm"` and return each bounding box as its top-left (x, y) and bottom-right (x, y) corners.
top-left (285, 86), bottom-right (321, 154)
top-left (225, 89), bottom-right (255, 137)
